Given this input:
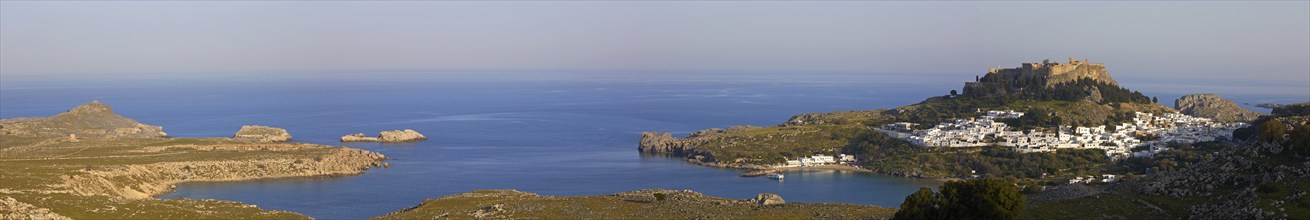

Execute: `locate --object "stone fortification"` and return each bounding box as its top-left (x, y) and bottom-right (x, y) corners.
top-left (980, 57), bottom-right (1118, 87)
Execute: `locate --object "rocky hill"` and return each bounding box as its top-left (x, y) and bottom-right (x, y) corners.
top-left (373, 189), bottom-right (894, 219)
top-left (1175, 94), bottom-right (1263, 122)
top-left (0, 101), bottom-right (167, 138)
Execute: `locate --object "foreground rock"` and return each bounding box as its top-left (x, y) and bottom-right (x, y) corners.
top-left (1, 197), bottom-right (71, 220)
top-left (374, 189), bottom-right (892, 219)
top-left (232, 125), bottom-right (292, 142)
top-left (750, 193), bottom-right (786, 205)
top-left (341, 129), bottom-right (427, 143)
top-left (1175, 94), bottom-right (1263, 122)
top-left (0, 100), bottom-right (167, 138)
top-left (0, 101), bottom-right (387, 219)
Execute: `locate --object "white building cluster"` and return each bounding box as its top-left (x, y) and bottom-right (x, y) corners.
top-left (776, 154), bottom-right (857, 168)
top-left (881, 110), bottom-right (1247, 158)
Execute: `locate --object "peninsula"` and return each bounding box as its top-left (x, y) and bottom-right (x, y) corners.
top-left (0, 101), bottom-right (387, 219)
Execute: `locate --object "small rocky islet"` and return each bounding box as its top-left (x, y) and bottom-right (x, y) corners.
top-left (340, 129), bottom-right (428, 143)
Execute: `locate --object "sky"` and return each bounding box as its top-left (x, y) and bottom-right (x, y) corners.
top-left (1, 1), bottom-right (1308, 92)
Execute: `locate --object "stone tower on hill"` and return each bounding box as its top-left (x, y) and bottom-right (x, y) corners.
top-left (980, 57), bottom-right (1118, 87)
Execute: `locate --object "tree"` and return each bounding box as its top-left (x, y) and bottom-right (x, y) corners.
top-left (895, 188), bottom-right (941, 220)
top-left (950, 90), bottom-right (958, 97)
top-left (893, 179), bottom-right (1026, 220)
top-left (1152, 96), bottom-right (1158, 104)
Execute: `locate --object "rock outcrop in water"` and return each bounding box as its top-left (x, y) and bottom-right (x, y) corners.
top-left (232, 125), bottom-right (292, 142)
top-left (340, 129), bottom-right (428, 143)
top-left (0, 100), bottom-right (167, 138)
top-left (1175, 94), bottom-right (1263, 122)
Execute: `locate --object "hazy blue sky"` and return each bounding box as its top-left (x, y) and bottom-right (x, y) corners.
top-left (2, 1), bottom-right (1307, 86)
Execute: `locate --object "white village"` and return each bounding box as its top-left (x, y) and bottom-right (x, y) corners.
top-left (878, 110), bottom-right (1247, 159)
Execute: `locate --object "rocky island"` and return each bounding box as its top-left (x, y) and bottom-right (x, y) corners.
top-left (340, 129), bottom-right (428, 143)
top-left (0, 101), bottom-right (387, 219)
top-left (231, 125), bottom-right (292, 142)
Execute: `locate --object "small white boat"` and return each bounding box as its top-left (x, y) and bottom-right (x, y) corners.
top-left (766, 173), bottom-right (784, 180)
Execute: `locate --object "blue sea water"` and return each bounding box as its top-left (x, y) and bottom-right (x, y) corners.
top-left (1, 71), bottom-right (1304, 219)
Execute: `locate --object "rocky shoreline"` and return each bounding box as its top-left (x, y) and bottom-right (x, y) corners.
top-left (0, 101), bottom-right (389, 219)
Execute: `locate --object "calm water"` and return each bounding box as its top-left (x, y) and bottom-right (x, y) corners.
top-left (1, 72), bottom-right (1304, 219)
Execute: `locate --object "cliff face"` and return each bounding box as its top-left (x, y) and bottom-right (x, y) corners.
top-left (637, 132), bottom-right (707, 156)
top-left (1175, 94), bottom-right (1263, 122)
top-left (0, 101), bottom-right (167, 138)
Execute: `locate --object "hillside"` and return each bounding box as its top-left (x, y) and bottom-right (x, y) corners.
top-left (0, 101), bottom-right (167, 138)
top-left (374, 189), bottom-right (896, 219)
top-left (1024, 111), bottom-right (1310, 219)
top-left (1175, 93), bottom-right (1263, 122)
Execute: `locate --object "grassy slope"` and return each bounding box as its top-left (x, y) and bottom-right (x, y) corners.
top-left (694, 125), bottom-right (866, 165)
top-left (374, 189), bottom-right (896, 220)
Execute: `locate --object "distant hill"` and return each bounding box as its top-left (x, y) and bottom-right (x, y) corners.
top-left (0, 101), bottom-right (167, 138)
top-left (1174, 93), bottom-right (1263, 122)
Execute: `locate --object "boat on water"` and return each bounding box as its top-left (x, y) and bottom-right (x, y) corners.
top-left (766, 173), bottom-right (784, 180)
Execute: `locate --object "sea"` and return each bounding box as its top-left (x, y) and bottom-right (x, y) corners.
top-left (1, 71), bottom-right (1305, 219)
